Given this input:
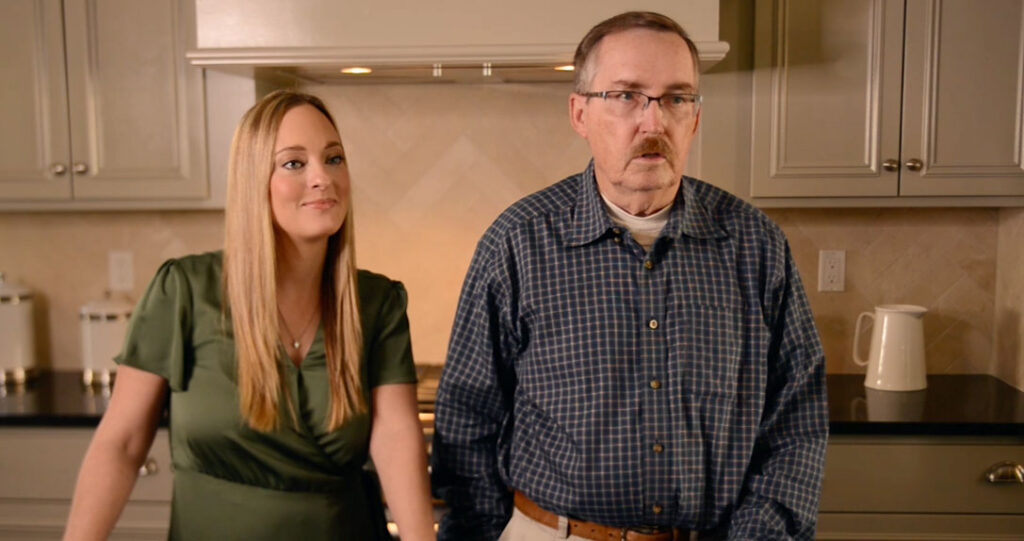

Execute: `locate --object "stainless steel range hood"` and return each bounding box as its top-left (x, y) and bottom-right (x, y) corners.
top-left (187, 0), bottom-right (729, 84)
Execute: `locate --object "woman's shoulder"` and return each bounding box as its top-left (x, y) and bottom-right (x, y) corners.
top-left (356, 268), bottom-right (402, 291)
top-left (147, 251), bottom-right (223, 293)
top-left (356, 269), bottom-right (407, 313)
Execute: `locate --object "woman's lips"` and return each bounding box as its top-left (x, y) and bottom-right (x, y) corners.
top-left (303, 198), bottom-right (337, 210)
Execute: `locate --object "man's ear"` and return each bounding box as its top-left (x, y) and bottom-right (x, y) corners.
top-left (568, 93), bottom-right (588, 138)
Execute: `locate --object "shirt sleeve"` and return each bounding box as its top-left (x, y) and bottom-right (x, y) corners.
top-left (366, 279), bottom-right (417, 388)
top-left (728, 237), bottom-right (828, 540)
top-left (115, 258), bottom-right (192, 392)
top-left (431, 238), bottom-right (518, 541)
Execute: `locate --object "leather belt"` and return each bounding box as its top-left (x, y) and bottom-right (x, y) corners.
top-left (513, 490), bottom-right (690, 541)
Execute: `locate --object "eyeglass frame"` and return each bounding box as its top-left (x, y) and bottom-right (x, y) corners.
top-left (578, 90), bottom-right (702, 117)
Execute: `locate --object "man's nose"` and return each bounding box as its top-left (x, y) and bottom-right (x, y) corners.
top-left (638, 98), bottom-right (668, 132)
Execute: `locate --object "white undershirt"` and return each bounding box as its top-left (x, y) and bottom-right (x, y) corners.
top-left (599, 193), bottom-right (673, 251)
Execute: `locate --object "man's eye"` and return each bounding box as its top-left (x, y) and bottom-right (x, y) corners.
top-left (282, 159), bottom-right (304, 170)
top-left (615, 91), bottom-right (636, 102)
top-left (669, 95), bottom-right (687, 106)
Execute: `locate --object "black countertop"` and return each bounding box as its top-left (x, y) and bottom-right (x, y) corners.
top-left (3, 370), bottom-right (1023, 436)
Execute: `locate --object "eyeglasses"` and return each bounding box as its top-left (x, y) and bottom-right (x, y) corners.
top-left (579, 90), bottom-right (702, 119)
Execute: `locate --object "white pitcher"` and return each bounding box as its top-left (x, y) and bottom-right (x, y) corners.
top-left (853, 304), bottom-right (928, 391)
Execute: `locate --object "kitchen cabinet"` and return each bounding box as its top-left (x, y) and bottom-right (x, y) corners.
top-left (818, 435), bottom-right (1024, 540)
top-left (751, 0), bottom-right (1024, 203)
top-left (0, 0), bottom-right (208, 210)
top-left (0, 427), bottom-right (171, 540)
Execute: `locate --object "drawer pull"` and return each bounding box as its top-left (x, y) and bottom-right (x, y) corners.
top-left (984, 461), bottom-right (1023, 484)
top-left (138, 457), bottom-right (159, 477)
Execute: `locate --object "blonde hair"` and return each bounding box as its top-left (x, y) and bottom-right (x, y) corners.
top-left (223, 89), bottom-right (363, 432)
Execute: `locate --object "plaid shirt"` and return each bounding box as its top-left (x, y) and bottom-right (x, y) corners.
top-left (432, 163), bottom-right (827, 540)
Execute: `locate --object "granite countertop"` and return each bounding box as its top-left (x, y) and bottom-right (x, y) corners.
top-left (3, 370), bottom-right (1023, 436)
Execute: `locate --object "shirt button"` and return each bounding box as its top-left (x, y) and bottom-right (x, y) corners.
top-left (652, 443), bottom-right (664, 453)
top-left (612, 228), bottom-right (621, 235)
top-left (613, 236), bottom-right (622, 244)
top-left (648, 319), bottom-right (659, 330)
top-left (643, 260), bottom-right (654, 270)
top-left (649, 379), bottom-right (661, 390)
top-left (652, 504), bottom-right (663, 514)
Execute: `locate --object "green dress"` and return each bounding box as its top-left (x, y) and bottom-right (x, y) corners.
top-left (116, 251), bottom-right (417, 540)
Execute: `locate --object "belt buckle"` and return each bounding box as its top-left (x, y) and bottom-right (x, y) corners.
top-left (621, 525), bottom-right (667, 540)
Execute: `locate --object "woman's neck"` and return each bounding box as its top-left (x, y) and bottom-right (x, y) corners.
top-left (275, 236), bottom-right (328, 305)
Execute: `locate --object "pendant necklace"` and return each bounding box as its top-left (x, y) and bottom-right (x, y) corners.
top-left (277, 304), bottom-right (318, 351)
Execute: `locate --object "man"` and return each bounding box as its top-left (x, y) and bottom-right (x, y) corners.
top-left (432, 11), bottom-right (827, 541)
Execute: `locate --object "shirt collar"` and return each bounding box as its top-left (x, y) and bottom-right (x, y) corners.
top-left (565, 160), bottom-right (728, 247)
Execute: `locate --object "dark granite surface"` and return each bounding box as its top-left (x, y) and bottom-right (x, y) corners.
top-left (3, 370), bottom-right (1023, 436)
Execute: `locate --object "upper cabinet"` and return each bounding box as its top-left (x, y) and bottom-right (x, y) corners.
top-left (187, 0), bottom-right (730, 81)
top-left (751, 0), bottom-right (1024, 203)
top-left (0, 0), bottom-right (209, 210)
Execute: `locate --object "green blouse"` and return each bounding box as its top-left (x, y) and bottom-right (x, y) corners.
top-left (116, 251), bottom-right (416, 540)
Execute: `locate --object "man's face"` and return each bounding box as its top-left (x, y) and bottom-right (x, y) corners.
top-left (569, 29), bottom-right (700, 205)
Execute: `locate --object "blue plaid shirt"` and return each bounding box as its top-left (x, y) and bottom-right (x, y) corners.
top-left (432, 163), bottom-right (827, 540)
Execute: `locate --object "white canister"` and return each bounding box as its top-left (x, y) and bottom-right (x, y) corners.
top-left (0, 272), bottom-right (36, 385)
top-left (80, 292), bottom-right (133, 386)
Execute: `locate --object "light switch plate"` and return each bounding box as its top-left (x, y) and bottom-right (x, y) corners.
top-left (818, 250), bottom-right (845, 292)
top-left (108, 251), bottom-right (134, 292)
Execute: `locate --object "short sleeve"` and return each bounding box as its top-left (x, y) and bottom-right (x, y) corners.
top-left (115, 258), bottom-right (192, 391)
top-left (365, 280), bottom-right (417, 388)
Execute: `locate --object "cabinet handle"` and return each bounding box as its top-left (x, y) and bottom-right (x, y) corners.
top-left (882, 159), bottom-right (899, 172)
top-left (904, 158), bottom-right (923, 172)
top-left (73, 162), bottom-right (89, 175)
top-left (138, 457), bottom-right (159, 477)
top-left (984, 461), bottom-right (1023, 484)
top-left (50, 163), bottom-right (67, 176)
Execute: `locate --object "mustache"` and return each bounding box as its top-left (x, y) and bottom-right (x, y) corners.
top-left (632, 137), bottom-right (673, 159)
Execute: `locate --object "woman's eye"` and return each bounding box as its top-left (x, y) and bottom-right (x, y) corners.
top-left (281, 159), bottom-right (304, 170)
top-left (327, 155), bottom-right (345, 165)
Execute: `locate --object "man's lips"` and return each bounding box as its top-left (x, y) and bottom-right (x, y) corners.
top-left (631, 138), bottom-right (672, 162)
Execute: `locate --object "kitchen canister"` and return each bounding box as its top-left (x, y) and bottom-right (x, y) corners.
top-left (80, 291), bottom-right (132, 386)
top-left (0, 272), bottom-right (37, 385)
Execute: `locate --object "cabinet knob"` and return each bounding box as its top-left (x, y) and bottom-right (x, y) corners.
top-left (882, 159), bottom-right (899, 172)
top-left (984, 461), bottom-right (1023, 484)
top-left (50, 163), bottom-right (67, 176)
top-left (138, 457), bottom-right (159, 477)
top-left (73, 162), bottom-right (89, 175)
top-left (904, 158), bottom-right (923, 172)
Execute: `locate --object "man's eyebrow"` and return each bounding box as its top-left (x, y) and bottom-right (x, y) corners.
top-left (607, 80), bottom-right (698, 93)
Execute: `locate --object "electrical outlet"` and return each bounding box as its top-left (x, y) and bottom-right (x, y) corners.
top-left (108, 251), bottom-right (134, 292)
top-left (818, 250), bottom-right (845, 292)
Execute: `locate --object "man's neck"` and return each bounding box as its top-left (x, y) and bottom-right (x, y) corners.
top-left (596, 184), bottom-right (677, 217)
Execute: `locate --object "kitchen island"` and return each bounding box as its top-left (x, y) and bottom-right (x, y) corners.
top-left (2, 371), bottom-right (1022, 539)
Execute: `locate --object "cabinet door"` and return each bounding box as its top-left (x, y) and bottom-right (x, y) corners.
top-left (0, 0), bottom-right (72, 200)
top-left (63, 0), bottom-right (207, 200)
top-left (899, 0), bottom-right (1024, 196)
top-left (751, 0), bottom-right (904, 197)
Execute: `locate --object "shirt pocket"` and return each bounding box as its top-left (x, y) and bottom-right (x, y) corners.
top-left (673, 303), bottom-right (743, 397)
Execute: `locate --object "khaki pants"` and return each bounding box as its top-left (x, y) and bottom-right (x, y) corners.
top-left (499, 507), bottom-right (700, 541)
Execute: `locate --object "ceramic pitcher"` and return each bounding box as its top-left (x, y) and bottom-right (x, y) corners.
top-left (853, 304), bottom-right (928, 391)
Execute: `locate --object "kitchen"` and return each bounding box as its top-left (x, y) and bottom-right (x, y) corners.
top-left (1, 0), bottom-right (1023, 539)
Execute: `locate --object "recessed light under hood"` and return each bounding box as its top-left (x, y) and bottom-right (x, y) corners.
top-left (252, 62), bottom-right (576, 86)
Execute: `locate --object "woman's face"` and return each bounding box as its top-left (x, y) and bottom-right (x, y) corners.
top-left (269, 104), bottom-right (350, 245)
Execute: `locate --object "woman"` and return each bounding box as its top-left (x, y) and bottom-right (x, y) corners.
top-left (64, 90), bottom-right (435, 540)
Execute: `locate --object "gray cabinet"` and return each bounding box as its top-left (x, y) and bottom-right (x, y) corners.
top-left (0, 427), bottom-right (171, 539)
top-left (751, 0), bottom-right (1024, 203)
top-left (0, 0), bottom-right (208, 209)
top-left (818, 435), bottom-right (1024, 539)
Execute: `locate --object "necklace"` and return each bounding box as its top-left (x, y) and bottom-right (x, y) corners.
top-left (277, 305), bottom-right (318, 351)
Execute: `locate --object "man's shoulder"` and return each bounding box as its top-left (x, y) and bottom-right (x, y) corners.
top-left (686, 177), bottom-right (785, 239)
top-left (485, 172), bottom-right (583, 237)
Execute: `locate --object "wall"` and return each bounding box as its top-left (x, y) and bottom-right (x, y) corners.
top-left (995, 208), bottom-right (1024, 390)
top-left (0, 82), bottom-right (1006, 377)
top-left (0, 0), bottom-right (1017, 385)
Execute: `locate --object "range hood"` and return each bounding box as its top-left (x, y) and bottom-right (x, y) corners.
top-left (187, 0), bottom-right (729, 84)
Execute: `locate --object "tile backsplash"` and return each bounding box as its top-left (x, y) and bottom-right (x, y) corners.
top-left (1, 82), bottom-right (1020, 390)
